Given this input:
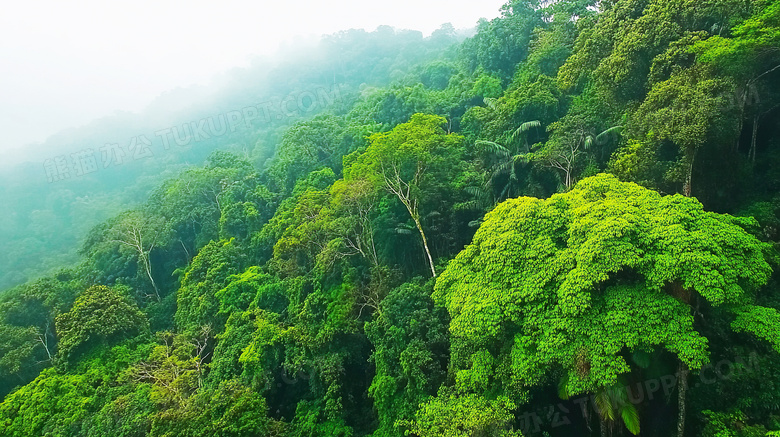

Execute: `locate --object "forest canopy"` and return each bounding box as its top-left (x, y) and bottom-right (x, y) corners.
top-left (1, 0), bottom-right (780, 436)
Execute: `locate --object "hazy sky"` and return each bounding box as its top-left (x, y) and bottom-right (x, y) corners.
top-left (0, 0), bottom-right (506, 155)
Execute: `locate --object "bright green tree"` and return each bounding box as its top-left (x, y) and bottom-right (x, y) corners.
top-left (406, 390), bottom-right (522, 437)
top-left (175, 239), bottom-right (247, 334)
top-left (434, 174), bottom-right (775, 435)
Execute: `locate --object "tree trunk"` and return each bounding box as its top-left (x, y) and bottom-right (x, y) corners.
top-left (180, 240), bottom-right (191, 264)
top-left (734, 115), bottom-right (744, 154)
top-left (412, 213), bottom-right (437, 278)
top-left (141, 253), bottom-right (161, 301)
top-left (37, 322), bottom-right (54, 361)
top-left (677, 362), bottom-right (689, 437)
top-left (600, 417), bottom-right (609, 437)
top-left (682, 148), bottom-right (697, 197)
top-left (734, 85), bottom-right (747, 153)
top-left (750, 114), bottom-right (759, 165)
top-left (396, 193), bottom-right (437, 278)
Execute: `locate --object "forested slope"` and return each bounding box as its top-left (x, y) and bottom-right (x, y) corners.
top-left (1, 0), bottom-right (780, 436)
top-left (0, 25), bottom-right (461, 291)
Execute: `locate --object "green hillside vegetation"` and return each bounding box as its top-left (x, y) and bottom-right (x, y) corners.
top-left (1, 0), bottom-right (780, 436)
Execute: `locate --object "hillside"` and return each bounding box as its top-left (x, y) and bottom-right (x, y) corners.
top-left (1, 1), bottom-right (779, 436)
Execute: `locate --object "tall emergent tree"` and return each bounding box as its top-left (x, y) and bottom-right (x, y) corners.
top-left (433, 174), bottom-right (778, 436)
top-left (82, 210), bottom-right (171, 301)
top-left (346, 113), bottom-right (463, 278)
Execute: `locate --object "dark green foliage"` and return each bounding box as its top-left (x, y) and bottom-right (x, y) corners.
top-left (364, 278), bottom-right (450, 436)
top-left (175, 239), bottom-right (248, 334)
top-left (459, 0), bottom-right (544, 79)
top-left (56, 285), bottom-right (148, 363)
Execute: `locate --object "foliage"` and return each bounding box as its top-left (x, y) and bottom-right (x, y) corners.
top-left (364, 279), bottom-right (449, 436)
top-left (55, 285), bottom-right (148, 363)
top-left (346, 113), bottom-right (464, 277)
top-left (405, 390), bottom-right (522, 437)
top-left (2, 1), bottom-right (780, 436)
top-left (434, 174), bottom-right (774, 431)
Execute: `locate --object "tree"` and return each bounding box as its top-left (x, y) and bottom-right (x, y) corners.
top-left (148, 379), bottom-right (285, 437)
top-left (406, 390), bottom-right (522, 437)
top-left (0, 324), bottom-right (39, 375)
top-left (55, 285), bottom-right (148, 362)
top-left (364, 279), bottom-right (449, 436)
top-left (131, 330), bottom-right (212, 409)
top-left (557, 0), bottom-right (752, 100)
top-left (328, 178), bottom-right (382, 268)
top-left (269, 115), bottom-right (352, 193)
top-left (345, 113), bottom-right (463, 277)
top-left (531, 111), bottom-right (622, 191)
top-left (459, 0), bottom-right (544, 78)
top-left (476, 119), bottom-right (541, 201)
top-left (0, 342), bottom-right (155, 437)
top-left (0, 273), bottom-right (84, 399)
top-left (147, 152), bottom-right (258, 260)
top-left (83, 210), bottom-right (171, 301)
top-left (0, 369), bottom-right (96, 436)
top-left (693, 0), bottom-right (780, 164)
top-left (434, 174), bottom-right (775, 436)
top-left (175, 239), bottom-right (248, 334)
top-left (632, 66), bottom-right (737, 196)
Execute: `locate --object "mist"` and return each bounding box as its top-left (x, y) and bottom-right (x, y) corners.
top-left (0, 0), bottom-right (503, 293)
top-left (0, 0), bottom-right (505, 164)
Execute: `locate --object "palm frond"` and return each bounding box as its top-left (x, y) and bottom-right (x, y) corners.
top-left (594, 389), bottom-right (615, 422)
top-left (512, 120), bottom-right (541, 138)
top-left (511, 154), bottom-right (528, 164)
top-left (476, 140), bottom-right (510, 157)
top-left (468, 219), bottom-right (484, 228)
top-left (499, 183), bottom-right (512, 200)
top-left (491, 161), bottom-right (515, 178)
top-left (455, 200), bottom-right (478, 211)
top-left (464, 186), bottom-right (494, 211)
top-left (465, 186), bottom-right (488, 198)
top-left (394, 224), bottom-right (415, 235)
top-left (595, 125), bottom-right (624, 143)
top-left (620, 403), bottom-right (641, 435)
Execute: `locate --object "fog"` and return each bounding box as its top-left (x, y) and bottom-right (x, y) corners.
top-left (0, 0), bottom-right (507, 292)
top-left (0, 0), bottom-right (505, 163)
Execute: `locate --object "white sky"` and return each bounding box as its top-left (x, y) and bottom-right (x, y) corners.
top-left (0, 0), bottom-right (507, 155)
